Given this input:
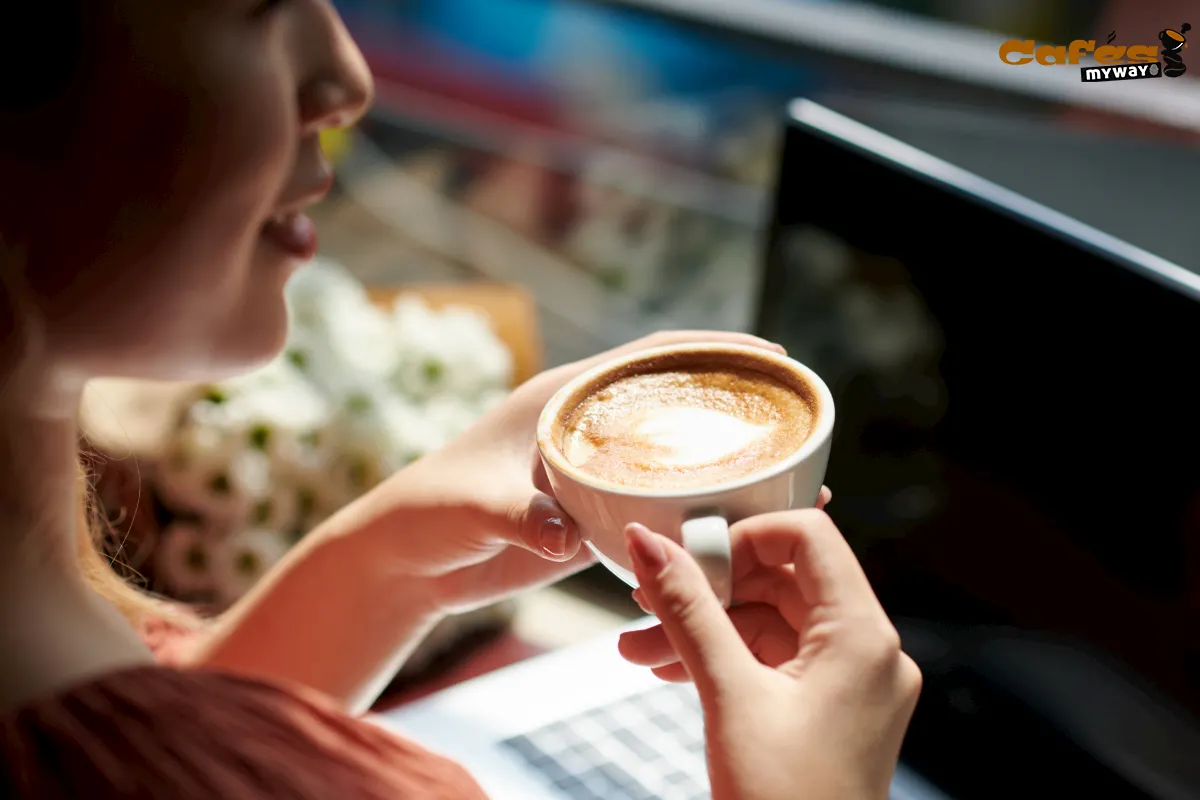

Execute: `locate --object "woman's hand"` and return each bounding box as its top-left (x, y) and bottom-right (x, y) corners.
top-left (618, 510), bottom-right (922, 800)
top-left (330, 330), bottom-right (789, 615)
top-left (197, 330), bottom-right (787, 712)
top-left (623, 486), bottom-right (831, 673)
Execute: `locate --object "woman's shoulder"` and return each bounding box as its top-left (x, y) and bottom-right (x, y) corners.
top-left (0, 664), bottom-right (488, 799)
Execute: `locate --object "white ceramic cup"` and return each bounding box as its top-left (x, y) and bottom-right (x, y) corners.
top-left (536, 342), bottom-right (835, 608)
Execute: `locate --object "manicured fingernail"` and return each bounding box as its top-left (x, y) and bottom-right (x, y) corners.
top-left (541, 517), bottom-right (567, 557)
top-left (631, 587), bottom-right (651, 611)
top-left (625, 523), bottom-right (667, 573)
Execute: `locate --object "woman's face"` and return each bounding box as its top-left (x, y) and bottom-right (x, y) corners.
top-left (1, 0), bottom-right (372, 382)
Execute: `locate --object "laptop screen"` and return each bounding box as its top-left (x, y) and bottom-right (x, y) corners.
top-left (757, 101), bottom-right (1200, 799)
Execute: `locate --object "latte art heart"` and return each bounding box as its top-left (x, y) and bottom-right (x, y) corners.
top-left (557, 363), bottom-right (817, 490)
top-left (564, 407), bottom-right (772, 469)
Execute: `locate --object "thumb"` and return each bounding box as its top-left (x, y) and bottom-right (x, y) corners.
top-left (507, 492), bottom-right (583, 562)
top-left (625, 523), bottom-right (758, 699)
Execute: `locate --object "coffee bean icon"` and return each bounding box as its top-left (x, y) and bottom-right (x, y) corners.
top-left (1159, 22), bottom-right (1190, 78)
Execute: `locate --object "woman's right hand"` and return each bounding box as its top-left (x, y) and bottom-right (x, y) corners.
top-left (618, 510), bottom-right (921, 800)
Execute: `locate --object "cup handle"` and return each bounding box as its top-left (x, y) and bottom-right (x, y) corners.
top-left (680, 515), bottom-right (733, 609)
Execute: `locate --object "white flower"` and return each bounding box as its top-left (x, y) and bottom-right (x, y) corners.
top-left (233, 381), bottom-right (329, 444)
top-left (389, 297), bottom-right (512, 400)
top-left (322, 299), bottom-right (398, 379)
top-left (156, 425), bottom-right (244, 516)
top-left (278, 325), bottom-right (346, 392)
top-left (242, 484), bottom-right (302, 537)
top-left (186, 375), bottom-right (331, 461)
top-left (388, 297), bottom-right (461, 400)
top-left (285, 472), bottom-right (349, 534)
top-left (212, 528), bottom-right (291, 606)
top-left (157, 432), bottom-right (275, 522)
top-left (224, 352), bottom-right (309, 395)
top-left (285, 258), bottom-right (372, 331)
top-left (185, 355), bottom-right (309, 420)
top-left (325, 388), bottom-right (444, 493)
top-left (154, 522), bottom-right (215, 598)
top-left (431, 307), bottom-right (514, 394)
top-left (228, 448), bottom-right (273, 497)
top-left (284, 260), bottom-right (398, 381)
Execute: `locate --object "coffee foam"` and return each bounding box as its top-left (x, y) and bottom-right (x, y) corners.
top-left (553, 350), bottom-right (819, 490)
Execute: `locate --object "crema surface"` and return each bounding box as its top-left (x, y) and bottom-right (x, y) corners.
top-left (560, 366), bottom-right (816, 490)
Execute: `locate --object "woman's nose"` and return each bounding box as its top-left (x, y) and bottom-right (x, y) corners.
top-left (298, 6), bottom-right (374, 133)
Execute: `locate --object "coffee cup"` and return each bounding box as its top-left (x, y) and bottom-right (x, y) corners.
top-left (536, 342), bottom-right (834, 607)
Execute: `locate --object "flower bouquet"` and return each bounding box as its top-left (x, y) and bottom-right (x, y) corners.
top-left (83, 259), bottom-right (532, 678)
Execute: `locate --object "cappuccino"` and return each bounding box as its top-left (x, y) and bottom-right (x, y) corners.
top-left (551, 350), bottom-right (819, 490)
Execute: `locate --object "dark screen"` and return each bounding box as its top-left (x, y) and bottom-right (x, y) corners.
top-left (757, 109), bottom-right (1200, 799)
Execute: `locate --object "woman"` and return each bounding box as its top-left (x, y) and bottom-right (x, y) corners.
top-left (0, 2), bottom-right (920, 798)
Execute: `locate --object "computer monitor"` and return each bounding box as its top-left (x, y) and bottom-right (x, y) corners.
top-left (757, 99), bottom-right (1200, 799)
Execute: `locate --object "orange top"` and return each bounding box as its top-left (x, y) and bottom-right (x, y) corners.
top-left (0, 615), bottom-right (490, 799)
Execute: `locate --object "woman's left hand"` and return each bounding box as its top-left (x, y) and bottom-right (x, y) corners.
top-left (336, 330), bottom-right (790, 615)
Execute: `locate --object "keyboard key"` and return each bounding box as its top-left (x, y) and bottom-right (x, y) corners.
top-left (549, 775), bottom-right (592, 799)
top-left (503, 684), bottom-right (712, 799)
top-left (612, 726), bottom-right (663, 761)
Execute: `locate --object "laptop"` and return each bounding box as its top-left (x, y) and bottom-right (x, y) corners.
top-left (380, 618), bottom-right (949, 800)
top-left (378, 100), bottom-right (1200, 799)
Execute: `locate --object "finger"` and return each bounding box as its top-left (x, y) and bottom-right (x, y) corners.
top-left (625, 523), bottom-right (758, 698)
top-left (729, 564), bottom-right (814, 633)
top-left (816, 485), bottom-right (832, 510)
top-left (442, 544), bottom-right (596, 611)
top-left (732, 509), bottom-right (886, 626)
top-left (620, 603), bottom-right (799, 670)
top-left (530, 447), bottom-right (554, 496)
top-left (651, 663), bottom-right (692, 683)
top-left (508, 492), bottom-right (582, 561)
top-left (619, 330), bottom-right (786, 358)
top-left (631, 587), bottom-right (651, 614)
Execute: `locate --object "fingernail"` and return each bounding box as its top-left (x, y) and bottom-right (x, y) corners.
top-left (631, 587), bottom-right (651, 612)
top-left (625, 523), bottom-right (667, 573)
top-left (540, 517), bottom-right (567, 557)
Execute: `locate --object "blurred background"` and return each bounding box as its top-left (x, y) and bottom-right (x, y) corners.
top-left (317, 0), bottom-right (1197, 366)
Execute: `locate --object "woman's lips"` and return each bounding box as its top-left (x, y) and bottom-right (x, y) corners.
top-left (262, 211), bottom-right (318, 260)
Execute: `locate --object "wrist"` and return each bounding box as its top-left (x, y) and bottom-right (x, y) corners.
top-left (304, 512), bottom-right (447, 622)
top-left (328, 453), bottom-right (494, 615)
top-left (195, 515), bottom-right (446, 713)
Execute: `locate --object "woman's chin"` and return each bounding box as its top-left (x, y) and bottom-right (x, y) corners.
top-left (154, 309), bottom-right (290, 383)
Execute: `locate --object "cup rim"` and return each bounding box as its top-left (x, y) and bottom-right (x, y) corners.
top-left (535, 341), bottom-right (836, 499)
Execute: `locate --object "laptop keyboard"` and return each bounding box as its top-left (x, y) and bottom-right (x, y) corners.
top-left (501, 682), bottom-right (710, 800)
